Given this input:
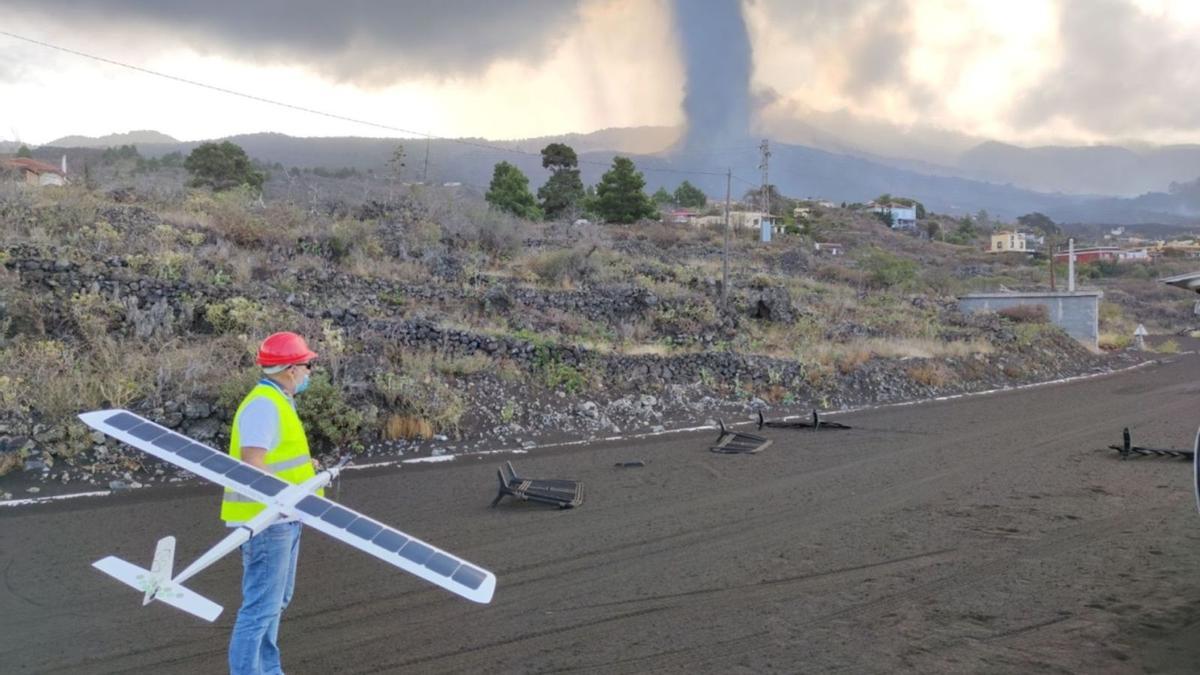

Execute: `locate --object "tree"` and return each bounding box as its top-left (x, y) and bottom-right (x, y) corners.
top-left (16, 144), bottom-right (31, 158)
top-left (537, 143), bottom-right (584, 219)
top-left (595, 156), bottom-right (656, 224)
top-left (741, 184), bottom-right (791, 216)
top-left (945, 216), bottom-right (978, 245)
top-left (1016, 212), bottom-right (1060, 237)
top-left (673, 180), bottom-right (707, 208)
top-left (652, 187), bottom-right (673, 205)
top-left (184, 141), bottom-right (264, 191)
top-left (486, 161), bottom-right (541, 220)
top-left (387, 144), bottom-right (407, 181)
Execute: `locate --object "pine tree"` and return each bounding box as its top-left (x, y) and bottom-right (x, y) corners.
top-left (537, 143), bottom-right (584, 220)
top-left (486, 161), bottom-right (542, 220)
top-left (595, 156), bottom-right (656, 224)
top-left (673, 180), bottom-right (707, 208)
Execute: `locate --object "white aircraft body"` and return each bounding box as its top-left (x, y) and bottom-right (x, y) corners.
top-left (79, 409), bottom-right (496, 622)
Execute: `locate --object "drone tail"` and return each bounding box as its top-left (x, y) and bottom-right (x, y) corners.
top-left (93, 536), bottom-right (223, 622)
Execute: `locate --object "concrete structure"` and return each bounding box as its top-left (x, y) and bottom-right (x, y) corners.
top-left (695, 210), bottom-right (777, 230)
top-left (872, 205), bottom-right (917, 229)
top-left (813, 242), bottom-right (843, 256)
top-left (2, 157), bottom-right (67, 186)
top-left (990, 230), bottom-right (1028, 253)
top-left (1051, 246), bottom-right (1150, 264)
top-left (958, 291), bottom-right (1103, 348)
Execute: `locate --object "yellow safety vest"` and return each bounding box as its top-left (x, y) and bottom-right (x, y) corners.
top-left (220, 381), bottom-right (321, 523)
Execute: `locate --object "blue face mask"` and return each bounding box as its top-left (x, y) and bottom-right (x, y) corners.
top-left (294, 369), bottom-right (311, 395)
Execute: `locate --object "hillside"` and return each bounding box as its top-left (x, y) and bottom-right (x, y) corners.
top-left (29, 128), bottom-right (1200, 224)
top-left (45, 130), bottom-right (180, 148)
top-left (1, 166), bottom-right (1191, 488)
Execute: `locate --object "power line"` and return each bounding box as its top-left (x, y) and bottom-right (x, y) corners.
top-left (0, 29), bottom-right (734, 178)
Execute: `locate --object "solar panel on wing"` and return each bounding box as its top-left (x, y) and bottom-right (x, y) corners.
top-left (225, 465), bottom-right (262, 485)
top-left (425, 552), bottom-right (460, 577)
top-left (152, 433), bottom-right (192, 452)
top-left (295, 495), bottom-right (332, 518)
top-left (249, 475), bottom-right (288, 496)
top-left (451, 565), bottom-right (488, 590)
top-left (201, 454), bottom-right (240, 474)
top-left (398, 541), bottom-right (434, 565)
top-left (129, 423), bottom-right (169, 442)
top-left (347, 518), bottom-right (383, 540)
top-left (371, 529), bottom-right (409, 552)
top-left (178, 444), bottom-right (215, 463)
top-left (320, 505), bottom-right (356, 528)
top-left (104, 412), bottom-right (142, 431)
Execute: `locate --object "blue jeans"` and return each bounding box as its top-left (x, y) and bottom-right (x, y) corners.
top-left (228, 521), bottom-right (301, 675)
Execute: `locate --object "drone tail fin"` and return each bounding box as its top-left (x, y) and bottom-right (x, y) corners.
top-left (93, 536), bottom-right (223, 622)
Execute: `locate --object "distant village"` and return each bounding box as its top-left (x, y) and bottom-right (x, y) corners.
top-left (5, 145), bottom-right (1198, 268)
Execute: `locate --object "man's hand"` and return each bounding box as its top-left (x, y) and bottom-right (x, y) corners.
top-left (311, 457), bottom-right (322, 472)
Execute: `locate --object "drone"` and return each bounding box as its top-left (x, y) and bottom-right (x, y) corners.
top-left (79, 409), bottom-right (495, 622)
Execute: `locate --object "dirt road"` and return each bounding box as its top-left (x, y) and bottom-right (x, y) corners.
top-left (4, 356), bottom-right (1200, 673)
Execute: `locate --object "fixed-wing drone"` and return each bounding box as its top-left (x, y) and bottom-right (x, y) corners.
top-left (79, 409), bottom-right (496, 622)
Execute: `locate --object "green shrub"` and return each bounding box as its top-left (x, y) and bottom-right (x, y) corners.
top-left (860, 249), bottom-right (918, 289)
top-left (527, 249), bottom-right (594, 286)
top-left (296, 373), bottom-right (367, 452)
top-left (204, 297), bottom-right (273, 335)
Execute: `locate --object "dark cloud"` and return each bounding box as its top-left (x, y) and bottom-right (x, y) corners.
top-left (5, 1), bottom-right (583, 85)
top-left (1013, 0), bottom-right (1200, 136)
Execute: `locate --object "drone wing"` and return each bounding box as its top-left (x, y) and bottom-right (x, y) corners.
top-left (286, 493), bottom-right (495, 604)
top-left (79, 410), bottom-right (290, 504)
top-left (80, 409), bottom-right (496, 604)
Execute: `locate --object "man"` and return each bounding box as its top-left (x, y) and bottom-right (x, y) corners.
top-left (223, 331), bottom-right (320, 675)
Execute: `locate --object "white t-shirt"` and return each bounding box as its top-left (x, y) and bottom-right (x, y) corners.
top-left (228, 383), bottom-right (300, 526)
top-left (237, 397), bottom-right (282, 452)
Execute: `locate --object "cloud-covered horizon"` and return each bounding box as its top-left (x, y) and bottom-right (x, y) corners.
top-left (5, 0), bottom-right (1200, 146)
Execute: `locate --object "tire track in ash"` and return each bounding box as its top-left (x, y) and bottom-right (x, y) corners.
top-left (618, 504), bottom-right (1160, 672)
top-left (355, 605), bottom-right (674, 673)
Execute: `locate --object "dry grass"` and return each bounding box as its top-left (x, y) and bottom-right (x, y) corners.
top-left (1098, 332), bottom-right (1133, 350)
top-left (383, 414), bottom-right (434, 440)
top-left (906, 361), bottom-right (955, 387)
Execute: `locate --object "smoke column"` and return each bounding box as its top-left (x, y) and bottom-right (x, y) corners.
top-left (673, 0), bottom-right (753, 152)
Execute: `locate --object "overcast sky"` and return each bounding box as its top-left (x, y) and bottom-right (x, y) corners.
top-left (3, 0), bottom-right (1200, 147)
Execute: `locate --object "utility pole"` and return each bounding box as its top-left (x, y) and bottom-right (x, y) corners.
top-left (1049, 237), bottom-right (1056, 291)
top-left (422, 137), bottom-right (431, 184)
top-left (758, 139), bottom-right (771, 236)
top-left (722, 168), bottom-right (731, 311)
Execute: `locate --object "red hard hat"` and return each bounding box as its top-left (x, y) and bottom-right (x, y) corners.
top-left (256, 332), bottom-right (318, 367)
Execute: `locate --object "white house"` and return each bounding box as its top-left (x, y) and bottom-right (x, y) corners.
top-left (872, 204), bottom-right (917, 229)
top-left (695, 210), bottom-right (779, 230)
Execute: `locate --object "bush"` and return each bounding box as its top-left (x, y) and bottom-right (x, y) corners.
top-left (527, 248), bottom-right (595, 286)
top-left (203, 297), bottom-right (274, 335)
top-left (997, 304), bottom-right (1049, 323)
top-left (860, 249), bottom-right (918, 289)
top-left (296, 373), bottom-right (368, 452)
